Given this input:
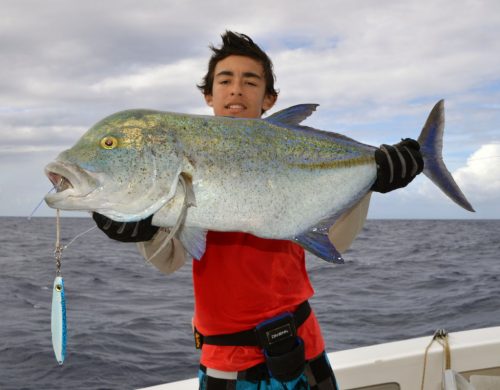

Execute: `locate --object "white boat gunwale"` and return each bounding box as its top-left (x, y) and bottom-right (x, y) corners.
top-left (137, 326), bottom-right (500, 390)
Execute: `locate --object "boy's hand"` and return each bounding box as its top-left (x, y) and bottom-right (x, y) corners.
top-left (371, 138), bottom-right (424, 193)
top-left (92, 213), bottom-right (159, 242)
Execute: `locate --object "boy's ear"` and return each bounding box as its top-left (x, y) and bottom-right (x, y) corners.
top-left (263, 94), bottom-right (277, 112)
top-left (205, 94), bottom-right (213, 107)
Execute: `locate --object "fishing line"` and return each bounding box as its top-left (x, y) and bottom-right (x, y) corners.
top-left (28, 186), bottom-right (55, 220)
top-left (51, 211), bottom-right (144, 381)
top-left (30, 184), bottom-right (97, 248)
top-left (50, 209), bottom-right (97, 365)
top-left (62, 225), bottom-right (97, 251)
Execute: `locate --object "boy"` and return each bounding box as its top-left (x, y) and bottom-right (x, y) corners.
top-left (94, 31), bottom-right (422, 389)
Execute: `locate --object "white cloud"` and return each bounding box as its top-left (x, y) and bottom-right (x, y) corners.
top-left (91, 58), bottom-right (205, 93)
top-left (1, 0), bottom-right (500, 217)
top-left (397, 143), bottom-right (500, 217)
top-left (454, 143), bottom-right (500, 201)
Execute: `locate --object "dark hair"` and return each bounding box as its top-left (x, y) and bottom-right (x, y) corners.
top-left (197, 31), bottom-right (278, 98)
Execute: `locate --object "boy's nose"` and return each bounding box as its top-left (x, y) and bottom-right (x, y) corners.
top-left (230, 80), bottom-right (243, 95)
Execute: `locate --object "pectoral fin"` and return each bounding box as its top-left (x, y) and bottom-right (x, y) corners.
top-left (147, 173), bottom-right (198, 261)
top-left (180, 172), bottom-right (197, 208)
top-left (174, 173), bottom-right (207, 259)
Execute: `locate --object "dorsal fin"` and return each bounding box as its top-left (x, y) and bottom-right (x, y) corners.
top-left (266, 104), bottom-right (319, 126)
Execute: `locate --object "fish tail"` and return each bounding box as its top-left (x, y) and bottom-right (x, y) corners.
top-left (417, 100), bottom-right (474, 212)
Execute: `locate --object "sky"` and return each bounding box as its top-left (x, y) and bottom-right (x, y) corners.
top-left (0, 0), bottom-right (499, 219)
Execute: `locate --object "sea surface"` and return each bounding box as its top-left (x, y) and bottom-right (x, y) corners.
top-left (0, 217), bottom-right (499, 390)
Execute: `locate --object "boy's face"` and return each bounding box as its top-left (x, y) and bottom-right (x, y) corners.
top-left (205, 55), bottom-right (276, 119)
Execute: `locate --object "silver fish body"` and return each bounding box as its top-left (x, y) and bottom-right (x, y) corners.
top-left (154, 116), bottom-right (376, 239)
top-left (44, 102), bottom-right (473, 261)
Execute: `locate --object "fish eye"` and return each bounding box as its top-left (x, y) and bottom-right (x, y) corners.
top-left (100, 136), bottom-right (118, 150)
top-left (55, 284), bottom-right (62, 292)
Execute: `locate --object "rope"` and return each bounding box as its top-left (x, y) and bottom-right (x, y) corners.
top-left (56, 209), bottom-right (61, 247)
top-left (53, 209), bottom-right (97, 275)
top-left (55, 209), bottom-right (63, 276)
top-left (420, 329), bottom-right (451, 390)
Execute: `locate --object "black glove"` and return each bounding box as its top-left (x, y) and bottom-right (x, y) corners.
top-left (92, 212), bottom-right (159, 243)
top-left (371, 138), bottom-right (424, 193)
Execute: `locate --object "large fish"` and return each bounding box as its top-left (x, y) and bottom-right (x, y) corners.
top-left (44, 100), bottom-right (474, 262)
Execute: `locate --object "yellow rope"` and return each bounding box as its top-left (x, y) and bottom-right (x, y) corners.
top-left (56, 209), bottom-right (61, 249)
top-left (55, 209), bottom-right (63, 276)
top-left (420, 329), bottom-right (451, 390)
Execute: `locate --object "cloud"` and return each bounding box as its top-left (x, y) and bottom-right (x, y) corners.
top-left (91, 59), bottom-right (202, 92)
top-left (270, 1), bottom-right (500, 110)
top-left (454, 143), bottom-right (500, 201)
top-left (89, 58), bottom-right (209, 113)
top-left (1, 0), bottom-right (500, 217)
top-left (401, 143), bottom-right (500, 218)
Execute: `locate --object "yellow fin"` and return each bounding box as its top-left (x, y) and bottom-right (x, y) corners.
top-left (328, 192), bottom-right (372, 253)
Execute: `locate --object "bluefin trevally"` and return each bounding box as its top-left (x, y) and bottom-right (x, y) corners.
top-left (44, 101), bottom-right (474, 262)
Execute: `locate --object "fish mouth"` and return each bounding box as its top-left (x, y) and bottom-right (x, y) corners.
top-left (44, 161), bottom-right (99, 208)
top-left (47, 171), bottom-right (74, 193)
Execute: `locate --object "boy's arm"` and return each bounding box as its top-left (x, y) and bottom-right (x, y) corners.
top-left (93, 213), bottom-right (187, 275)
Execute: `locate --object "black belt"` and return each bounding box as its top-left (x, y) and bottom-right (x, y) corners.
top-left (194, 300), bottom-right (311, 348)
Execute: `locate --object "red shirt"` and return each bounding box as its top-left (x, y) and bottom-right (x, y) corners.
top-left (192, 231), bottom-right (325, 371)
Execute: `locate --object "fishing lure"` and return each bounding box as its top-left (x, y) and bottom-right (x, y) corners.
top-left (51, 275), bottom-right (66, 365)
top-left (51, 209), bottom-right (66, 365)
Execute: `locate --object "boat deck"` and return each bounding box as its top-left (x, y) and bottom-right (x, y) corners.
top-left (138, 326), bottom-right (500, 390)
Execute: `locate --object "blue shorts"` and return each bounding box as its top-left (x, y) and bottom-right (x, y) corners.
top-left (198, 351), bottom-right (338, 390)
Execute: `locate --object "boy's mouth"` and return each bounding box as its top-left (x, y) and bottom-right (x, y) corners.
top-left (225, 103), bottom-right (246, 110)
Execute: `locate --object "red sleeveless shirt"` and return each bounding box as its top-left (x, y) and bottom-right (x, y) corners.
top-left (192, 231), bottom-right (325, 371)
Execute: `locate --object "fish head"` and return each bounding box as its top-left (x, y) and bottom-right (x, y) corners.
top-left (44, 109), bottom-right (182, 221)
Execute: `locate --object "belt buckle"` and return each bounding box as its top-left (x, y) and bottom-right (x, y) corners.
top-left (194, 327), bottom-right (204, 349)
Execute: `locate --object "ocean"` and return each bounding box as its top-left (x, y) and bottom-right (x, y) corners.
top-left (0, 217), bottom-right (499, 389)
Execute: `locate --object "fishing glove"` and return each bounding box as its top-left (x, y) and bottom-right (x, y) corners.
top-left (92, 212), bottom-right (159, 243)
top-left (371, 138), bottom-right (424, 193)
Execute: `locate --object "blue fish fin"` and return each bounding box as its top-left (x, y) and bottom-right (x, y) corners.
top-left (178, 227), bottom-right (207, 260)
top-left (418, 100), bottom-right (474, 212)
top-left (266, 104), bottom-right (319, 126)
top-left (295, 185), bottom-right (372, 263)
top-left (294, 230), bottom-right (344, 264)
